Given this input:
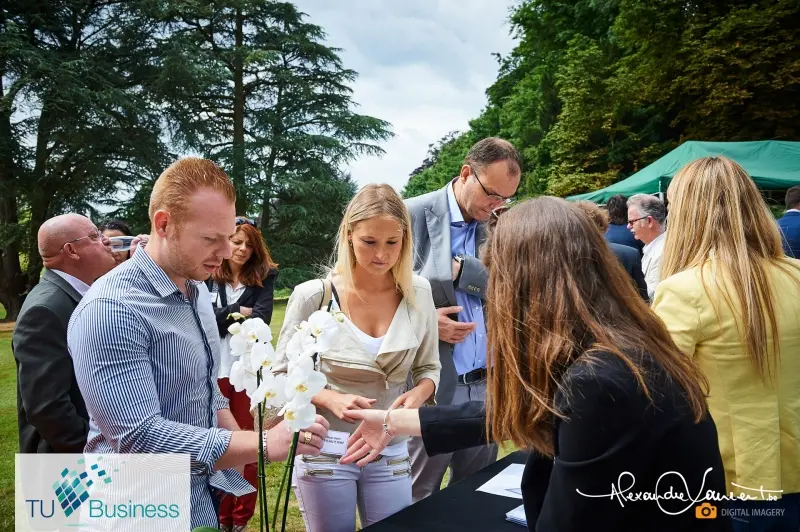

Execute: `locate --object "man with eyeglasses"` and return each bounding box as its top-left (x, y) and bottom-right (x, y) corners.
top-left (14, 214), bottom-right (116, 456)
top-left (627, 194), bottom-right (668, 300)
top-left (405, 137), bottom-right (521, 501)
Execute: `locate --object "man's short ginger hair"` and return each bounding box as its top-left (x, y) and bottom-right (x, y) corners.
top-left (573, 200), bottom-right (610, 233)
top-left (149, 158), bottom-right (236, 225)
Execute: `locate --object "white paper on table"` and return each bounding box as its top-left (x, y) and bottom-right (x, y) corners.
top-left (475, 463), bottom-right (525, 499)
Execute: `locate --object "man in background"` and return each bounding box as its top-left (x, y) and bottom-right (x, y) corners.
top-left (405, 137), bottom-right (521, 501)
top-left (627, 194), bottom-right (667, 300)
top-left (14, 214), bottom-right (116, 454)
top-left (575, 201), bottom-right (648, 299)
top-left (604, 194), bottom-right (643, 254)
top-left (777, 185), bottom-right (800, 258)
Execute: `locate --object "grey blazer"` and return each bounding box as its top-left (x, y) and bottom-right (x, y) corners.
top-left (13, 269), bottom-right (90, 453)
top-left (405, 184), bottom-right (488, 405)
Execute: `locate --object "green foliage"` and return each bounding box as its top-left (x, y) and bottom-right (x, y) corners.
top-left (402, 131), bottom-right (475, 198)
top-left (405, 0), bottom-right (800, 199)
top-left (1, 0), bottom-right (169, 318)
top-left (0, 0), bottom-right (392, 316)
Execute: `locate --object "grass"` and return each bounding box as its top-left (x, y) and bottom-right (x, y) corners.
top-left (0, 329), bottom-right (17, 531)
top-left (0, 299), bottom-right (510, 531)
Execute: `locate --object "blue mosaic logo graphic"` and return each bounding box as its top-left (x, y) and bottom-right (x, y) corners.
top-left (51, 457), bottom-right (115, 517)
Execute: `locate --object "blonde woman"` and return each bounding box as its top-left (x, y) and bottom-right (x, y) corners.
top-left (653, 156), bottom-right (800, 532)
top-left (272, 184), bottom-right (441, 532)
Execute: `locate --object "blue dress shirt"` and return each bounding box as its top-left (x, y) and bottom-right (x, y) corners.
top-left (446, 181), bottom-right (488, 375)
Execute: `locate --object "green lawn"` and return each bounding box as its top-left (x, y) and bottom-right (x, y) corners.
top-left (0, 299), bottom-right (512, 531)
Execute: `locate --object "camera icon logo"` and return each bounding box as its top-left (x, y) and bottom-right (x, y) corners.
top-left (695, 502), bottom-right (718, 519)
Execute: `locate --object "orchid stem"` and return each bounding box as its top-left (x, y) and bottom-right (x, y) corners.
top-left (256, 373), bottom-right (269, 532)
top-left (281, 433), bottom-right (299, 532)
top-left (272, 432), bottom-right (294, 531)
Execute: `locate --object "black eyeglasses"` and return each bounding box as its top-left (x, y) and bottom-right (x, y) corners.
top-left (627, 215), bottom-right (650, 227)
top-left (469, 166), bottom-right (514, 205)
top-left (235, 217), bottom-right (256, 227)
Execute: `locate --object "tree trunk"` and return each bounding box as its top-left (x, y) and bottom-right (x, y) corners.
top-left (260, 155), bottom-right (275, 231)
top-left (232, 7), bottom-right (247, 214)
top-left (0, 68), bottom-right (26, 321)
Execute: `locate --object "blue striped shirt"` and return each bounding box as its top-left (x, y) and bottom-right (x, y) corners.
top-left (67, 249), bottom-right (252, 529)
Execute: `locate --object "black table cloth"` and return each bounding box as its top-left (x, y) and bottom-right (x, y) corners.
top-left (364, 451), bottom-right (529, 531)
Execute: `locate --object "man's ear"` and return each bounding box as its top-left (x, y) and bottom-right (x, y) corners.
top-left (153, 210), bottom-right (170, 237)
top-left (458, 165), bottom-right (471, 182)
top-left (62, 243), bottom-right (80, 261)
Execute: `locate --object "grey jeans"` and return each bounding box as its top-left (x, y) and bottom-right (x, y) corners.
top-left (408, 378), bottom-right (498, 502)
top-left (293, 446), bottom-right (412, 532)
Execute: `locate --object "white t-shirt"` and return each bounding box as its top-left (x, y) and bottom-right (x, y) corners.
top-left (330, 298), bottom-right (385, 357)
top-left (215, 283), bottom-right (247, 379)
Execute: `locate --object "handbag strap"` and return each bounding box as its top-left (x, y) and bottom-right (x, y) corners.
top-left (320, 278), bottom-right (333, 311)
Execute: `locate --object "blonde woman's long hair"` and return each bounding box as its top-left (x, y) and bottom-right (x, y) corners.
top-left (332, 184), bottom-right (415, 306)
top-left (662, 156), bottom-right (800, 382)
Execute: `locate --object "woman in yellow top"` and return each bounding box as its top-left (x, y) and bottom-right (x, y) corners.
top-left (652, 156), bottom-right (800, 532)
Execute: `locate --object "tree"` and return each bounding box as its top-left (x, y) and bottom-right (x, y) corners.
top-left (0, 0), bottom-right (168, 320)
top-left (153, 0), bottom-right (391, 281)
top-left (404, 0), bottom-right (800, 199)
top-left (402, 132), bottom-right (474, 198)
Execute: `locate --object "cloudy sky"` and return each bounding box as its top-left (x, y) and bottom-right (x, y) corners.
top-left (293, 0), bottom-right (519, 192)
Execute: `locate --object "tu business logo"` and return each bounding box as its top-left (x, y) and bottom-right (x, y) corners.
top-left (26, 456), bottom-right (114, 518)
top-left (16, 453), bottom-right (190, 531)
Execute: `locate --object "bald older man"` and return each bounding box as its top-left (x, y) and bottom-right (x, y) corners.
top-left (13, 214), bottom-right (115, 453)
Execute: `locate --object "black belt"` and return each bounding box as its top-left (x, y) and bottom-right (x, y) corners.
top-left (457, 368), bottom-right (487, 385)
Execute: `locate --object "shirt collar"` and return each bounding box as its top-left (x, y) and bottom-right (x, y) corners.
top-left (51, 269), bottom-right (91, 296)
top-left (643, 231), bottom-right (666, 254)
top-left (787, 209), bottom-right (800, 214)
top-left (446, 178), bottom-right (466, 225)
top-left (132, 248), bottom-right (184, 298)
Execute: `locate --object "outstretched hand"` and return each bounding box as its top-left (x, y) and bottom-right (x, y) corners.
top-left (339, 409), bottom-right (391, 467)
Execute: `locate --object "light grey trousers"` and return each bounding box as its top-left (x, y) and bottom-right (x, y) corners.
top-left (408, 378), bottom-right (498, 502)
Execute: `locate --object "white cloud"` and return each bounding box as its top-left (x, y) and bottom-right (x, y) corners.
top-left (293, 0), bottom-right (518, 192)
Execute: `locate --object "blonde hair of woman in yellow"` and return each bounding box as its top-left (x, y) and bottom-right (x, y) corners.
top-left (653, 155), bottom-right (800, 529)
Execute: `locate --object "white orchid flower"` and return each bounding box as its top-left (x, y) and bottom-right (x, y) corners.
top-left (286, 361), bottom-right (327, 402)
top-left (286, 328), bottom-right (316, 363)
top-left (250, 341), bottom-right (277, 373)
top-left (278, 397), bottom-right (318, 432)
top-left (241, 317), bottom-right (272, 344)
top-left (306, 310), bottom-right (338, 353)
top-left (229, 331), bottom-right (249, 358)
top-left (228, 322), bottom-right (242, 336)
top-left (250, 373), bottom-right (287, 410)
top-left (229, 359), bottom-right (258, 396)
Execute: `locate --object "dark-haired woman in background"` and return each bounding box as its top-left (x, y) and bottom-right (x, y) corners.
top-left (99, 219), bottom-right (133, 265)
top-left (342, 197), bottom-right (731, 532)
top-left (209, 217), bottom-right (278, 532)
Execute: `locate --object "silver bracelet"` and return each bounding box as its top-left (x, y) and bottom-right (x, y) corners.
top-left (261, 431), bottom-right (270, 464)
top-left (382, 409), bottom-right (395, 438)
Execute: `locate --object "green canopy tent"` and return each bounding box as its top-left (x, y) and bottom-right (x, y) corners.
top-left (567, 140), bottom-right (800, 203)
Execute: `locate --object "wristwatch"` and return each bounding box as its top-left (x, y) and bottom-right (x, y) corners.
top-left (453, 254), bottom-right (465, 282)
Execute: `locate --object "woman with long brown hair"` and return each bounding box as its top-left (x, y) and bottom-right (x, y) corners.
top-left (340, 197), bottom-right (731, 531)
top-left (653, 156), bottom-right (800, 532)
top-left (208, 217), bottom-right (278, 532)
